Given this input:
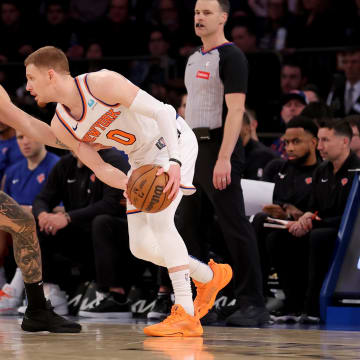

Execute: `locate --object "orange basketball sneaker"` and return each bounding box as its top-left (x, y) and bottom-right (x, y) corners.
top-left (193, 259), bottom-right (233, 319)
top-left (143, 304), bottom-right (203, 337)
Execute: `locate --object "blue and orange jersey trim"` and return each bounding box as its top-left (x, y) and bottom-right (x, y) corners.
top-left (180, 185), bottom-right (196, 190)
top-left (201, 42), bottom-right (234, 55)
top-left (55, 110), bottom-right (82, 141)
top-left (84, 74), bottom-right (120, 108)
top-left (61, 77), bottom-right (87, 122)
top-left (126, 209), bottom-right (142, 215)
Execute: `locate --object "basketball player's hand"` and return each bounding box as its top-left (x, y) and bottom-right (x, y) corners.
top-left (119, 176), bottom-right (128, 191)
top-left (213, 158), bottom-right (231, 190)
top-left (123, 188), bottom-right (132, 205)
top-left (159, 164), bottom-right (180, 200)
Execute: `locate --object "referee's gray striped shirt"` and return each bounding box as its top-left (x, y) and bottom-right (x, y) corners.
top-left (184, 43), bottom-right (248, 130)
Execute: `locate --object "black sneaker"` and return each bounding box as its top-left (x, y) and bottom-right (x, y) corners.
top-left (21, 300), bottom-right (81, 333)
top-left (147, 293), bottom-right (173, 320)
top-left (79, 293), bottom-right (132, 319)
top-left (201, 303), bottom-right (240, 325)
top-left (226, 305), bottom-right (271, 327)
top-left (270, 309), bottom-right (301, 324)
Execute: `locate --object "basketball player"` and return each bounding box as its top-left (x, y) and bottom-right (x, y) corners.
top-left (0, 46), bottom-right (232, 337)
top-left (0, 87), bottom-right (81, 333)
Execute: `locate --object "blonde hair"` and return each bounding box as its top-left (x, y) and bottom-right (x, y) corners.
top-left (24, 46), bottom-right (70, 74)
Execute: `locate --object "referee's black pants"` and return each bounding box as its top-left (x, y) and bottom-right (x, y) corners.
top-left (177, 136), bottom-right (265, 308)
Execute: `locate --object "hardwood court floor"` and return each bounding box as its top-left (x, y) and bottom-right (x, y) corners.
top-left (1, 317), bottom-right (360, 359)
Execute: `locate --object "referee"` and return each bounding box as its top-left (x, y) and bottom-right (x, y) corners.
top-left (178, 0), bottom-right (269, 326)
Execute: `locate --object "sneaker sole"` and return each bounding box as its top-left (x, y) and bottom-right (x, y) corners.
top-left (21, 324), bottom-right (81, 333)
top-left (143, 326), bottom-right (203, 337)
top-left (271, 315), bottom-right (300, 324)
top-left (78, 310), bottom-right (132, 319)
top-left (226, 311), bottom-right (271, 327)
top-left (196, 264), bottom-right (233, 319)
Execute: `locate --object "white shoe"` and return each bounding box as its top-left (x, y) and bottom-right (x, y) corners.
top-left (18, 283), bottom-right (69, 316)
top-left (0, 284), bottom-right (22, 315)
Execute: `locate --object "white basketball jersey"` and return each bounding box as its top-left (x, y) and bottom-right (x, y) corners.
top-left (55, 71), bottom-right (181, 166)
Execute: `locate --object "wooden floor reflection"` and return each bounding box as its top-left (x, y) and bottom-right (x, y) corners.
top-left (0, 317), bottom-right (360, 359)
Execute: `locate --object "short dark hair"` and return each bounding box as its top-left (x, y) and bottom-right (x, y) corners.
top-left (217, 0), bottom-right (230, 14)
top-left (340, 46), bottom-right (360, 56)
top-left (318, 118), bottom-right (353, 140)
top-left (345, 114), bottom-right (360, 134)
top-left (286, 115), bottom-right (318, 137)
top-left (301, 101), bottom-right (334, 120)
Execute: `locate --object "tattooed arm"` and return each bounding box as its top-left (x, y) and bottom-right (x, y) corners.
top-left (0, 191), bottom-right (41, 283)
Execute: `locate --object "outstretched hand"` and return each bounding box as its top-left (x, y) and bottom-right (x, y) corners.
top-left (119, 176), bottom-right (128, 192)
top-left (158, 163), bottom-right (181, 200)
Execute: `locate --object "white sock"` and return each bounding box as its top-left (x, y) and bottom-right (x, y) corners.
top-left (0, 267), bottom-right (6, 288)
top-left (169, 269), bottom-right (194, 316)
top-left (189, 257), bottom-right (213, 284)
top-left (10, 268), bottom-right (24, 298)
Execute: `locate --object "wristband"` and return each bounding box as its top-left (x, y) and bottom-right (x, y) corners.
top-left (169, 158), bottom-right (182, 167)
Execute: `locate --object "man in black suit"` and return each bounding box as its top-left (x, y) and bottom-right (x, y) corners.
top-left (327, 49), bottom-right (360, 117)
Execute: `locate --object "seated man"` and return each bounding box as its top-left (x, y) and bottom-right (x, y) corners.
top-left (241, 112), bottom-right (278, 180)
top-left (0, 130), bottom-right (59, 314)
top-left (0, 122), bottom-right (24, 182)
top-left (271, 91), bottom-right (308, 157)
top-left (269, 118), bottom-right (360, 323)
top-left (252, 116), bottom-right (319, 302)
top-left (30, 148), bottom-right (131, 316)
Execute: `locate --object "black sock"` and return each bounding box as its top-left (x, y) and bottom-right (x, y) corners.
top-left (24, 281), bottom-right (47, 310)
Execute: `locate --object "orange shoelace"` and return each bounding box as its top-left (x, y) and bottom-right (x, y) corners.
top-left (162, 306), bottom-right (185, 324)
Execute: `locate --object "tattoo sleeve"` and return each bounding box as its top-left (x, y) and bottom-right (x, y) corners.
top-left (0, 192), bottom-right (42, 283)
top-left (55, 137), bottom-right (70, 150)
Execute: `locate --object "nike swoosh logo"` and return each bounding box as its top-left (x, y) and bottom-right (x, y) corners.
top-left (278, 172), bottom-right (286, 179)
top-left (67, 179), bottom-right (76, 183)
top-left (321, 178), bottom-right (328, 183)
top-left (72, 124), bottom-right (78, 131)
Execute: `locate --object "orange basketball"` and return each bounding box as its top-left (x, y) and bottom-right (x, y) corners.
top-left (127, 164), bottom-right (173, 213)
